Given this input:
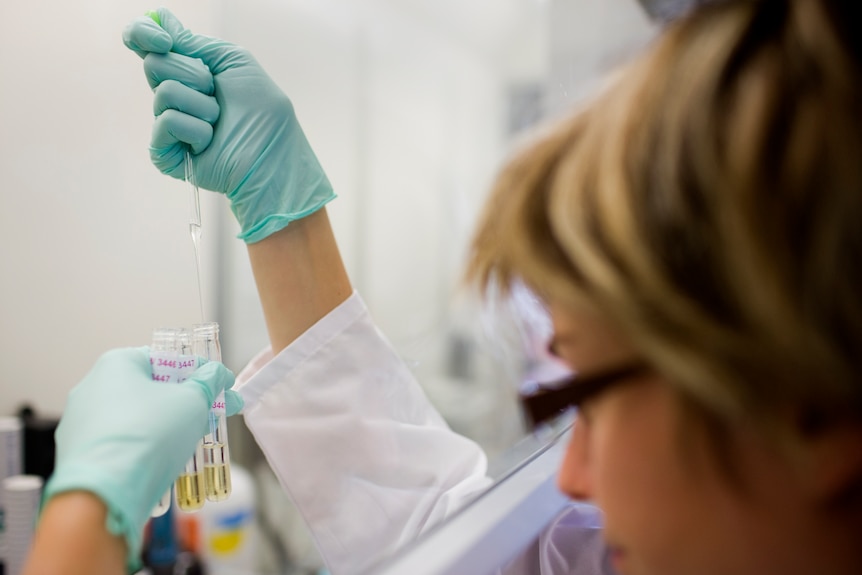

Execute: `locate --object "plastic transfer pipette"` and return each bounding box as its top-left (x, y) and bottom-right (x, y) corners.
top-left (186, 150), bottom-right (205, 323)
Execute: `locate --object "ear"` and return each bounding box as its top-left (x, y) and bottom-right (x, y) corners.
top-left (796, 416), bottom-right (862, 505)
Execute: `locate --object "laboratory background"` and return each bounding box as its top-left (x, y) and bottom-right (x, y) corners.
top-left (0, 0), bottom-right (655, 573)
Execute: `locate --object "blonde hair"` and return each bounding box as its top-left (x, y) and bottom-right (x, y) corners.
top-left (467, 0), bottom-right (862, 430)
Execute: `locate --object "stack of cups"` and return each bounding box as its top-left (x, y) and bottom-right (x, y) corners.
top-left (0, 416), bottom-right (24, 572)
top-left (2, 474), bottom-right (43, 575)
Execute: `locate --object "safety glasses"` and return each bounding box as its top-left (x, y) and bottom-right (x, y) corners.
top-left (519, 361), bottom-right (651, 430)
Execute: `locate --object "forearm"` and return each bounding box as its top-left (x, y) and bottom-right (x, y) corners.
top-left (22, 491), bottom-right (126, 575)
top-left (247, 208), bottom-right (352, 355)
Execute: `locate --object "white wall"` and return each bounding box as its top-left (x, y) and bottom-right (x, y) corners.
top-left (0, 0), bottom-right (223, 416)
top-left (0, 0), bottom-right (539, 418)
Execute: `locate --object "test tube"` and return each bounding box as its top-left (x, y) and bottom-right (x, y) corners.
top-left (149, 328), bottom-right (178, 517)
top-left (175, 328), bottom-right (207, 512)
top-left (192, 322), bottom-right (232, 502)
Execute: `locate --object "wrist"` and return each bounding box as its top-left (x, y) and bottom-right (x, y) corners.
top-left (43, 464), bottom-right (147, 572)
top-left (23, 491), bottom-right (127, 575)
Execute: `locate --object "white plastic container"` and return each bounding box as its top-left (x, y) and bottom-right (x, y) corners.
top-left (3, 475), bottom-right (43, 575)
top-left (0, 417), bottom-right (24, 571)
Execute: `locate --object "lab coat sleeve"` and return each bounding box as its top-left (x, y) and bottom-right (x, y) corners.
top-left (234, 291), bottom-right (493, 575)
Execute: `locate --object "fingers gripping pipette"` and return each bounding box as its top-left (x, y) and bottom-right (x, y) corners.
top-left (186, 150), bottom-right (205, 324)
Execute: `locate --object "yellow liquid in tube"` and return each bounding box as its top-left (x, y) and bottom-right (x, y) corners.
top-left (204, 462), bottom-right (232, 501)
top-left (175, 472), bottom-right (206, 512)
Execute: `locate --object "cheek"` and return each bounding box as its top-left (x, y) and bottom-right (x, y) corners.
top-left (558, 382), bottom-right (785, 575)
top-left (589, 415), bottom-right (651, 515)
top-left (584, 390), bottom-right (704, 548)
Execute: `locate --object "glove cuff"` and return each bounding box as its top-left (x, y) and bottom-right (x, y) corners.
top-left (227, 127), bottom-right (337, 243)
top-left (235, 192), bottom-right (337, 244)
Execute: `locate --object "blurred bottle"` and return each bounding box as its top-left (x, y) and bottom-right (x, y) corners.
top-left (143, 505), bottom-right (204, 575)
top-left (196, 464), bottom-right (258, 575)
top-left (144, 504), bottom-right (178, 575)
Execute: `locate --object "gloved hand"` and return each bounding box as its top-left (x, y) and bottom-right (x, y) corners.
top-left (122, 8), bottom-right (335, 243)
top-left (42, 347), bottom-right (242, 570)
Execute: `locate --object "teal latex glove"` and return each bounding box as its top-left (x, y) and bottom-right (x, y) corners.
top-left (122, 8), bottom-right (335, 243)
top-left (43, 347), bottom-right (242, 571)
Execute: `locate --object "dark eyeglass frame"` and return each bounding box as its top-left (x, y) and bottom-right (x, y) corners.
top-left (519, 361), bottom-right (651, 430)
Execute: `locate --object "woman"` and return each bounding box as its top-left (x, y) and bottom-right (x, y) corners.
top-left (23, 1), bottom-right (861, 574)
top-left (467, 1), bottom-right (862, 572)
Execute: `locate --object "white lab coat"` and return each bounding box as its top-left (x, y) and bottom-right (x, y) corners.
top-left (235, 292), bottom-right (610, 575)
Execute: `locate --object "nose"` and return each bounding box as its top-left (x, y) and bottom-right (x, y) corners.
top-left (557, 414), bottom-right (593, 500)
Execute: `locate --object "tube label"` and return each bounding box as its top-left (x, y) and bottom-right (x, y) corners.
top-left (150, 352), bottom-right (198, 383)
top-left (211, 391), bottom-right (226, 415)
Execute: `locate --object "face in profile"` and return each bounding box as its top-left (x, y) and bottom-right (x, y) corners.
top-left (547, 299), bottom-right (861, 575)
